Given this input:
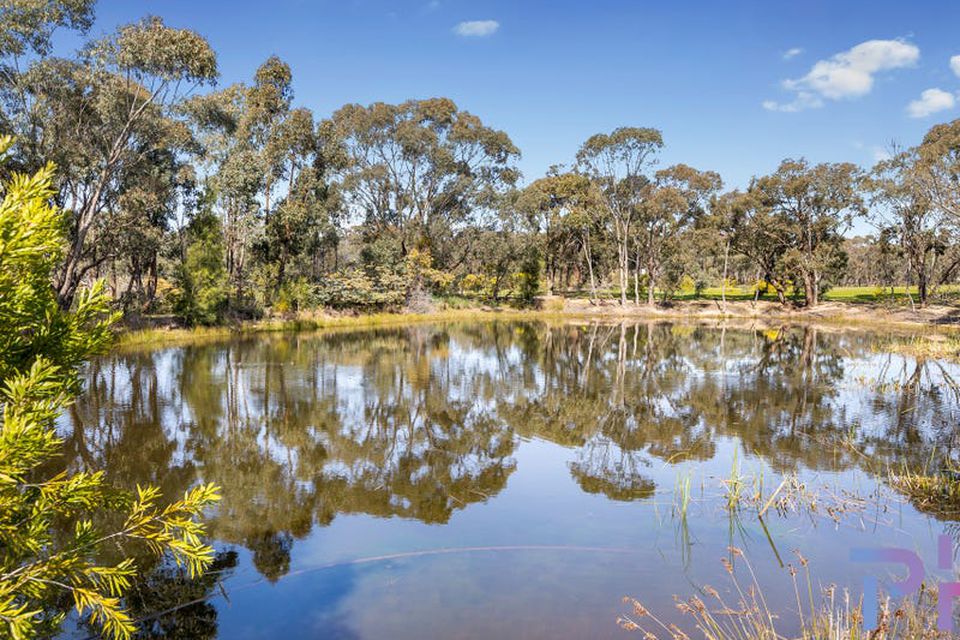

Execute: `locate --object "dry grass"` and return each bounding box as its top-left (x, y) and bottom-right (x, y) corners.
top-left (890, 469), bottom-right (960, 518)
top-left (879, 335), bottom-right (960, 362)
top-left (117, 294), bottom-right (960, 352)
top-left (114, 308), bottom-right (587, 350)
top-left (619, 547), bottom-right (949, 639)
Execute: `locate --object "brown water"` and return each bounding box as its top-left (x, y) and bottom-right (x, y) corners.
top-left (58, 321), bottom-right (960, 639)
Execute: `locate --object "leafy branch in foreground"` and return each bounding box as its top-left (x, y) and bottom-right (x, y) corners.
top-left (0, 135), bottom-right (220, 639)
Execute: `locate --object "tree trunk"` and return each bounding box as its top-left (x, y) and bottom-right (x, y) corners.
top-left (802, 271), bottom-right (817, 307)
top-left (720, 238), bottom-right (730, 313)
top-left (146, 252), bottom-right (158, 306)
top-left (583, 234), bottom-right (597, 304)
top-left (618, 241), bottom-right (628, 306)
top-left (633, 250), bottom-right (641, 306)
top-left (646, 256), bottom-right (656, 306)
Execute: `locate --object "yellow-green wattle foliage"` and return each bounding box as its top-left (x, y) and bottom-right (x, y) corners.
top-left (0, 136), bottom-right (220, 640)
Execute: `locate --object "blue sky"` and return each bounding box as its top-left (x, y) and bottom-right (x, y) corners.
top-left (69, 1), bottom-right (960, 191)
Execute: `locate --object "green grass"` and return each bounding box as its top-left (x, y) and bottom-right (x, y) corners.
top-left (824, 284), bottom-right (960, 303)
top-left (559, 284), bottom-right (960, 305)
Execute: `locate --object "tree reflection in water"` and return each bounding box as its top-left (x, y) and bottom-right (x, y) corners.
top-left (59, 320), bottom-right (960, 631)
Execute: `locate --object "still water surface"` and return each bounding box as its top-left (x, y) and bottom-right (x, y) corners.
top-left (59, 321), bottom-right (960, 638)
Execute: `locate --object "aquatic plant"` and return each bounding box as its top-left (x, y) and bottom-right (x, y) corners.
top-left (619, 547), bottom-right (948, 639)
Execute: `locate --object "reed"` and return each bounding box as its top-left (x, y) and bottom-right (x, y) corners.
top-left (876, 334), bottom-right (960, 362)
top-left (890, 466), bottom-right (960, 517)
top-left (619, 547), bottom-right (948, 639)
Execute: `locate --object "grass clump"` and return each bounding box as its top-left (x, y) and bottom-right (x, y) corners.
top-left (890, 468), bottom-right (960, 517)
top-left (880, 334), bottom-right (960, 362)
top-left (619, 547), bottom-right (948, 639)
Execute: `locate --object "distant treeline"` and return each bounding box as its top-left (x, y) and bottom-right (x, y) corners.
top-left (3, 3), bottom-right (960, 324)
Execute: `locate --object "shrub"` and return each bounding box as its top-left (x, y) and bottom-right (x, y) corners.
top-left (0, 137), bottom-right (220, 639)
top-left (171, 210), bottom-right (229, 326)
top-left (274, 278), bottom-right (316, 315)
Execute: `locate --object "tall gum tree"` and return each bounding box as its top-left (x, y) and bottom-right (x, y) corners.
top-left (635, 164), bottom-right (722, 305)
top-left (2, 15), bottom-right (218, 307)
top-left (751, 159), bottom-right (863, 307)
top-left (332, 98), bottom-right (520, 271)
top-left (868, 146), bottom-right (960, 306)
top-left (915, 119), bottom-right (960, 222)
top-left (576, 127), bottom-right (663, 305)
top-left (517, 170), bottom-right (603, 298)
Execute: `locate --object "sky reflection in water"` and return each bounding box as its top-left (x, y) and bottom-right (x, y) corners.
top-left (59, 321), bottom-right (960, 639)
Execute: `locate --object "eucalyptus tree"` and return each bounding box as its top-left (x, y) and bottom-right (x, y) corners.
top-left (108, 146), bottom-right (196, 310)
top-left (247, 55), bottom-right (293, 222)
top-left (634, 164), bottom-right (722, 304)
top-left (461, 189), bottom-right (531, 301)
top-left (0, 0), bottom-right (96, 149)
top-left (331, 98), bottom-right (520, 271)
top-left (259, 108), bottom-right (343, 292)
top-left (728, 189), bottom-right (793, 303)
top-left (868, 147), bottom-right (960, 305)
top-left (699, 189), bottom-right (742, 309)
top-left (184, 83), bottom-right (261, 304)
top-left (750, 159), bottom-right (863, 306)
top-left (1, 15), bottom-right (218, 307)
top-left (914, 119), bottom-right (960, 222)
top-left (518, 170), bottom-right (603, 297)
top-left (576, 127), bottom-right (663, 305)
top-left (185, 57), bottom-right (337, 307)
top-left (841, 235), bottom-right (897, 288)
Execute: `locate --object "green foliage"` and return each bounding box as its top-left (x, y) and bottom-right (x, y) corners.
top-left (273, 277), bottom-right (316, 315)
top-left (0, 138), bottom-right (220, 639)
top-left (316, 268), bottom-right (408, 309)
top-left (515, 246), bottom-right (542, 304)
top-left (0, 0), bottom-right (95, 58)
top-left (3, 0), bottom-right (960, 325)
top-left (332, 97), bottom-right (519, 268)
top-left (1, 8), bottom-right (218, 308)
top-left (172, 210), bottom-right (229, 326)
top-left (460, 273), bottom-right (493, 297)
top-left (751, 159), bottom-right (864, 306)
top-left (315, 249), bottom-right (454, 310)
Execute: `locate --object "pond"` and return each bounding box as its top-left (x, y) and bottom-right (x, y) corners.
top-left (58, 320), bottom-right (960, 639)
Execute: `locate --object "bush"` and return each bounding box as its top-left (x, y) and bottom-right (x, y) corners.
top-left (171, 210), bottom-right (229, 326)
top-left (316, 249), bottom-right (454, 311)
top-left (515, 248), bottom-right (542, 304)
top-left (460, 273), bottom-right (498, 298)
top-left (274, 277), bottom-right (316, 315)
top-left (0, 137), bottom-right (220, 639)
top-left (316, 268), bottom-right (406, 309)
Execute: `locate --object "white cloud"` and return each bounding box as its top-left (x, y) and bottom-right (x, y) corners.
top-left (951, 54), bottom-right (960, 78)
top-left (783, 47), bottom-right (804, 60)
top-left (764, 39), bottom-right (919, 112)
top-left (763, 92), bottom-right (822, 112)
top-left (906, 88), bottom-right (956, 118)
top-left (454, 20), bottom-right (499, 37)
